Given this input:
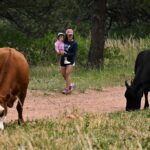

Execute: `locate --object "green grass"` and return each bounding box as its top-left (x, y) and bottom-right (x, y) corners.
top-left (29, 65), bottom-right (133, 92)
top-left (1, 110), bottom-right (150, 149)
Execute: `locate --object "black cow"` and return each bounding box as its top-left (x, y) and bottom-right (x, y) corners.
top-left (125, 50), bottom-right (150, 111)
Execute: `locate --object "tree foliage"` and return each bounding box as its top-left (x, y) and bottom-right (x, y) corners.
top-left (0, 0), bottom-right (149, 37)
top-left (0, 0), bottom-right (149, 66)
top-left (107, 0), bottom-right (150, 28)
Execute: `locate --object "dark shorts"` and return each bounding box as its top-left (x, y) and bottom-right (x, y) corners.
top-left (60, 56), bottom-right (75, 67)
top-left (60, 60), bottom-right (75, 67)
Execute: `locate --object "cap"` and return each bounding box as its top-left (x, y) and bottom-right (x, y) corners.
top-left (57, 32), bottom-right (64, 37)
top-left (66, 29), bottom-right (73, 35)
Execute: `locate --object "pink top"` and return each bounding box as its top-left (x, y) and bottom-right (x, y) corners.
top-left (54, 40), bottom-right (64, 53)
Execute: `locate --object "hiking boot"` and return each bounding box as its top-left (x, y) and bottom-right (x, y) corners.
top-left (69, 83), bottom-right (75, 91)
top-left (62, 88), bottom-right (71, 94)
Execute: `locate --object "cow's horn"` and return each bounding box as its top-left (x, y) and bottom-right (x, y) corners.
top-left (125, 80), bottom-right (129, 88)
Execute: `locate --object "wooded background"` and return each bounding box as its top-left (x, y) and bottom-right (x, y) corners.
top-left (0, 0), bottom-right (149, 67)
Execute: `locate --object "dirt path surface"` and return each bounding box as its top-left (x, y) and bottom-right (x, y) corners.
top-left (6, 86), bottom-right (149, 122)
top-left (5, 87), bottom-right (129, 122)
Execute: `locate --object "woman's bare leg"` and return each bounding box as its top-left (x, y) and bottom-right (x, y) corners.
top-left (60, 67), bottom-right (66, 80)
top-left (65, 65), bottom-right (74, 89)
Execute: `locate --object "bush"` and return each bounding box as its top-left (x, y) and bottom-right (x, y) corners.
top-left (75, 33), bottom-right (90, 65)
top-left (0, 22), bottom-right (90, 66)
top-left (0, 22), bottom-right (58, 65)
top-left (104, 46), bottom-right (125, 67)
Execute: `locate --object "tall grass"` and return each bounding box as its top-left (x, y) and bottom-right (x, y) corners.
top-left (105, 36), bottom-right (150, 66)
top-left (29, 64), bottom-right (132, 92)
top-left (1, 110), bottom-right (150, 149)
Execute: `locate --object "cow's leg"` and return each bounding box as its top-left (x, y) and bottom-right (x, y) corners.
top-left (144, 91), bottom-right (149, 109)
top-left (7, 96), bottom-right (17, 108)
top-left (0, 103), bottom-right (7, 130)
top-left (16, 90), bottom-right (27, 125)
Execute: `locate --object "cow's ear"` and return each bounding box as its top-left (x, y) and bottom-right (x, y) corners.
top-left (125, 81), bottom-right (129, 88)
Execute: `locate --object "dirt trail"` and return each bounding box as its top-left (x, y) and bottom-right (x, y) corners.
top-left (5, 86), bottom-right (146, 122)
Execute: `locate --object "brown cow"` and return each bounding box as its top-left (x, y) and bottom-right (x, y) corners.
top-left (0, 48), bottom-right (29, 129)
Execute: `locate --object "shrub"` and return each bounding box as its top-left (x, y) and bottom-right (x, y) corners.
top-left (104, 46), bottom-right (125, 67)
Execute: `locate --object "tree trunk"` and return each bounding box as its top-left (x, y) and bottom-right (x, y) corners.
top-left (88, 0), bottom-right (106, 68)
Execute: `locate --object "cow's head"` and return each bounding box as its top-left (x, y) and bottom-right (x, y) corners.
top-left (124, 81), bottom-right (143, 111)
